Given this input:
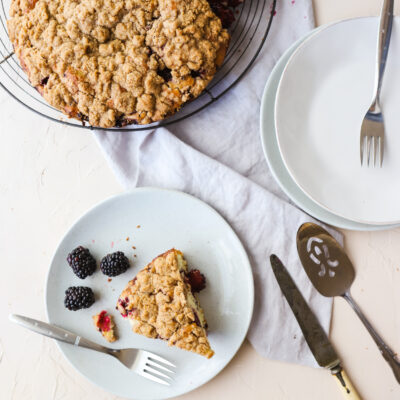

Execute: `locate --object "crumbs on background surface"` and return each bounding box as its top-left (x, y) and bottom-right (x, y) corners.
top-left (108, 278), bottom-right (112, 282)
top-left (126, 237), bottom-right (129, 241)
top-left (132, 246), bottom-right (136, 250)
top-left (136, 225), bottom-right (141, 229)
top-left (93, 311), bottom-right (117, 343)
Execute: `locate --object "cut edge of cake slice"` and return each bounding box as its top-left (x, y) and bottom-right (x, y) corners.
top-left (117, 249), bottom-right (214, 359)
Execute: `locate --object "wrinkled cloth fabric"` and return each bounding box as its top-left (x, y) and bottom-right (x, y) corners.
top-left (95, 0), bottom-right (342, 367)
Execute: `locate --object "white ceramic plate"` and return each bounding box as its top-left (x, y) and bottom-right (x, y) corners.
top-left (275, 17), bottom-right (400, 225)
top-left (45, 188), bottom-right (253, 400)
top-left (260, 24), bottom-right (397, 231)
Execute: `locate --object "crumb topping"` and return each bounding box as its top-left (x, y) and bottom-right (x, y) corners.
top-left (7, 0), bottom-right (230, 127)
top-left (117, 249), bottom-right (214, 358)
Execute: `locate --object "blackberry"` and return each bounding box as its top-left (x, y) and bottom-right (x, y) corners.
top-left (67, 246), bottom-right (96, 279)
top-left (100, 251), bottom-right (130, 277)
top-left (64, 286), bottom-right (95, 311)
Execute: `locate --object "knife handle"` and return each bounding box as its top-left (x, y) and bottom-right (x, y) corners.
top-left (333, 369), bottom-right (362, 400)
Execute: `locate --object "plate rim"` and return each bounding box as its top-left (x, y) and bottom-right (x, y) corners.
top-left (44, 187), bottom-right (254, 400)
top-left (274, 16), bottom-right (400, 226)
top-left (259, 22), bottom-right (397, 231)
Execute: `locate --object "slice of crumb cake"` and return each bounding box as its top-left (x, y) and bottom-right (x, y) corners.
top-left (117, 249), bottom-right (214, 359)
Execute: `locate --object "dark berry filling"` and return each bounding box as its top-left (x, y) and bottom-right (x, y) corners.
top-left (115, 116), bottom-right (138, 127)
top-left (77, 112), bottom-right (89, 122)
top-left (186, 269), bottom-right (206, 293)
top-left (117, 297), bottom-right (136, 318)
top-left (157, 67), bottom-right (172, 82)
top-left (40, 76), bottom-right (49, 86)
top-left (208, 0), bottom-right (243, 29)
top-left (193, 310), bottom-right (201, 327)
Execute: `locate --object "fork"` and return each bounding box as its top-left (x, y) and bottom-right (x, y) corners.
top-left (9, 314), bottom-right (176, 385)
top-left (360, 0), bottom-right (393, 167)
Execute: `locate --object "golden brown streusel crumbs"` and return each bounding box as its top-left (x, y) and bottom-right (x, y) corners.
top-left (7, 0), bottom-right (230, 127)
top-left (92, 311), bottom-right (117, 343)
top-left (117, 248), bottom-right (214, 358)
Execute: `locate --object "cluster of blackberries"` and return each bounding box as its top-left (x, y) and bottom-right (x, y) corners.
top-left (64, 246), bottom-right (130, 310)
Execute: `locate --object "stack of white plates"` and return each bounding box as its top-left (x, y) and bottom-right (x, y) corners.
top-left (260, 17), bottom-right (400, 231)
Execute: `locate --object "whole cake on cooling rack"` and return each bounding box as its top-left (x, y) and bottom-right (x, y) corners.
top-left (7, 0), bottom-right (230, 128)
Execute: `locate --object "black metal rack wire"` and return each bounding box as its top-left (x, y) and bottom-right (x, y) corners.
top-left (0, 0), bottom-right (276, 131)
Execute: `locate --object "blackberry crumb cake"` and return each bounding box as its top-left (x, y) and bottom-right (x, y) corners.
top-left (7, 0), bottom-right (230, 128)
top-left (117, 249), bottom-right (214, 358)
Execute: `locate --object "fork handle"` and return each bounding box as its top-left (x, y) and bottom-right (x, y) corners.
top-left (372, 0), bottom-right (394, 109)
top-left (9, 314), bottom-right (111, 355)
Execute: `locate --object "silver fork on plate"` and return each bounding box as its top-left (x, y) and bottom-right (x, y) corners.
top-left (360, 0), bottom-right (393, 167)
top-left (9, 314), bottom-right (176, 385)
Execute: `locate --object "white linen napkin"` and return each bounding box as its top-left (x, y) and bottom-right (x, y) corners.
top-left (94, 0), bottom-right (343, 367)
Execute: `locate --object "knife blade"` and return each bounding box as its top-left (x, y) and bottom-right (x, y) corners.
top-left (270, 254), bottom-right (361, 399)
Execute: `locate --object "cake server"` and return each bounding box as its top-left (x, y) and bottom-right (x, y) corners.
top-left (297, 222), bottom-right (400, 384)
top-left (270, 254), bottom-right (360, 399)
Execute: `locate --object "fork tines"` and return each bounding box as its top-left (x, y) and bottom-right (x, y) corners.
top-left (360, 134), bottom-right (383, 167)
top-left (360, 112), bottom-right (384, 167)
top-left (139, 351), bottom-right (176, 385)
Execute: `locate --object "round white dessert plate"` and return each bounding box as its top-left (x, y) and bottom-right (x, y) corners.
top-left (45, 188), bottom-right (253, 400)
top-left (275, 17), bottom-right (400, 225)
top-left (260, 24), bottom-right (397, 231)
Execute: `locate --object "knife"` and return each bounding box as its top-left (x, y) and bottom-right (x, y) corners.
top-left (270, 254), bottom-right (361, 399)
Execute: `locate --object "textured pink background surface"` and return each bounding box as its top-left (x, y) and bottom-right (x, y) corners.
top-left (1, 1), bottom-right (400, 399)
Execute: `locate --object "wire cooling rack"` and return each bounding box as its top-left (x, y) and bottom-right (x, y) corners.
top-left (0, 0), bottom-right (276, 131)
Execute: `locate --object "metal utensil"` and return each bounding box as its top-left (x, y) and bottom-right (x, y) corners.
top-left (297, 223), bottom-right (400, 384)
top-left (9, 314), bottom-right (176, 385)
top-left (360, 0), bottom-right (393, 167)
top-left (270, 255), bottom-right (361, 399)
top-left (0, 52), bottom-right (14, 65)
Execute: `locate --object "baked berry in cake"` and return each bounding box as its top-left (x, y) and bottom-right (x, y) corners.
top-left (7, 0), bottom-right (230, 128)
top-left (209, 0), bottom-right (243, 29)
top-left (117, 249), bottom-right (214, 358)
top-left (93, 310), bottom-right (117, 342)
